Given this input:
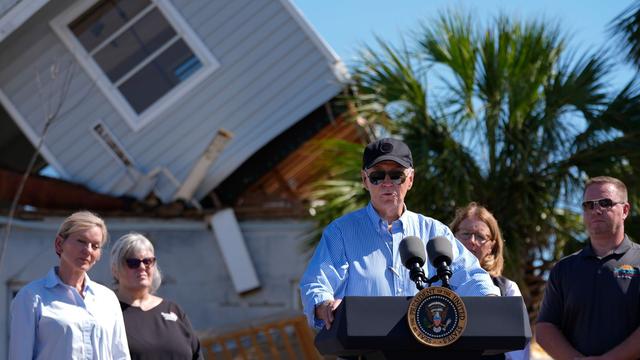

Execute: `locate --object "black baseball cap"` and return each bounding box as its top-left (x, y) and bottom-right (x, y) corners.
top-left (362, 138), bottom-right (413, 169)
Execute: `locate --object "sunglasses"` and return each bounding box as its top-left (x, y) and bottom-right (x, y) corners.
top-left (125, 257), bottom-right (156, 269)
top-left (581, 198), bottom-right (625, 211)
top-left (366, 170), bottom-right (407, 185)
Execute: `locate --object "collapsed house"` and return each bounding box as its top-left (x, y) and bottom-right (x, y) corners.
top-left (0, 0), bottom-right (364, 357)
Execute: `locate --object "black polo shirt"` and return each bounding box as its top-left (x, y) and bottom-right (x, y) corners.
top-left (538, 236), bottom-right (640, 356)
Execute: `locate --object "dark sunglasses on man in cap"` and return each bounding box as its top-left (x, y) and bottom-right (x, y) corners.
top-left (366, 170), bottom-right (408, 185)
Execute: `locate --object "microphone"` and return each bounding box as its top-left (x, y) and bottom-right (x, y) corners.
top-left (399, 236), bottom-right (427, 290)
top-left (427, 236), bottom-right (453, 288)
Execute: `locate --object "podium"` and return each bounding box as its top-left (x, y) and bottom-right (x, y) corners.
top-left (315, 296), bottom-right (531, 360)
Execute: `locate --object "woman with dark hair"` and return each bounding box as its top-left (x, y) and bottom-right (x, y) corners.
top-left (110, 232), bottom-right (202, 360)
top-left (9, 211), bottom-right (130, 359)
top-left (450, 202), bottom-right (527, 360)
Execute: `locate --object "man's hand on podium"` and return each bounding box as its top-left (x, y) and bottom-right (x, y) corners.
top-left (315, 299), bottom-right (342, 330)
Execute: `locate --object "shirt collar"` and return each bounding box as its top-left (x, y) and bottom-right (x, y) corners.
top-left (366, 202), bottom-right (408, 232)
top-left (45, 266), bottom-right (95, 294)
top-left (582, 234), bottom-right (632, 258)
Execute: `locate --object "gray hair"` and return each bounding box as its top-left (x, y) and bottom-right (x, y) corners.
top-left (110, 232), bottom-right (162, 293)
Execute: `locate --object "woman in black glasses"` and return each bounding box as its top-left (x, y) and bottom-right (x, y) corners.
top-left (449, 202), bottom-right (527, 360)
top-left (110, 232), bottom-right (202, 360)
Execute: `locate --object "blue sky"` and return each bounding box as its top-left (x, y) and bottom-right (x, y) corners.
top-left (292, 0), bottom-right (636, 87)
top-left (291, 0), bottom-right (636, 213)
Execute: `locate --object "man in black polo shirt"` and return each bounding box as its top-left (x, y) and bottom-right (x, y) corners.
top-left (536, 176), bottom-right (640, 358)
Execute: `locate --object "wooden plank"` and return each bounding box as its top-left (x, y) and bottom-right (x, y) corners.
top-left (198, 315), bottom-right (321, 360)
top-left (203, 346), bottom-right (216, 360)
top-left (293, 317), bottom-right (322, 360)
top-left (220, 341), bottom-right (233, 360)
top-left (209, 209), bottom-right (260, 293)
top-left (249, 333), bottom-right (266, 360)
top-left (277, 325), bottom-right (296, 360)
top-left (262, 328), bottom-right (281, 360)
top-left (233, 336), bottom-right (249, 360)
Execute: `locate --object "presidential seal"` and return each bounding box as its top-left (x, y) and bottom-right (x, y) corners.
top-left (407, 286), bottom-right (467, 347)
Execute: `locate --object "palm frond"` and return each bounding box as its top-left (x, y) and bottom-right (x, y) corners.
top-left (609, 0), bottom-right (640, 69)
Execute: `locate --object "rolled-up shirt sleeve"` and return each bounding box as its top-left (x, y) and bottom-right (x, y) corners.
top-left (439, 225), bottom-right (499, 296)
top-left (300, 223), bottom-right (348, 328)
top-left (298, 205), bottom-right (499, 330)
top-left (451, 238), bottom-right (500, 296)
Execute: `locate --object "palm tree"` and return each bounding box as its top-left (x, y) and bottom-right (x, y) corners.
top-left (611, 0), bottom-right (640, 69)
top-left (309, 11), bottom-right (640, 322)
top-left (608, 0), bottom-right (640, 236)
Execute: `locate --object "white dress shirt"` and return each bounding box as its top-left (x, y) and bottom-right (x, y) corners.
top-left (9, 267), bottom-right (130, 360)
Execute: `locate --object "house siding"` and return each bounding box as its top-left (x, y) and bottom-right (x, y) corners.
top-left (0, 0), bottom-right (128, 192)
top-left (0, 0), bottom-right (19, 15)
top-left (0, 0), bottom-right (346, 201)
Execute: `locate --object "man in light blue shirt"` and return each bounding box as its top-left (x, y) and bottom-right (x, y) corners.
top-left (300, 138), bottom-right (499, 329)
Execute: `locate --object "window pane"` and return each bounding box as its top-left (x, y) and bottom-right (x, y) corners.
top-left (94, 8), bottom-right (176, 82)
top-left (118, 39), bottom-right (202, 113)
top-left (70, 0), bottom-right (150, 52)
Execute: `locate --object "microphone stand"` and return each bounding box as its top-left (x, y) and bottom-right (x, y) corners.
top-left (426, 261), bottom-right (452, 289)
top-left (408, 263), bottom-right (428, 290)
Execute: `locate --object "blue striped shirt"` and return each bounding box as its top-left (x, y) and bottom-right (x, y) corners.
top-left (300, 203), bottom-right (499, 327)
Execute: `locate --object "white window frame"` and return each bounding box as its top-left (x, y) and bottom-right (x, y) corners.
top-left (50, 0), bottom-right (220, 132)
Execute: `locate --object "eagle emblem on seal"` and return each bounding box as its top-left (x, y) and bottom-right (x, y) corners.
top-left (425, 301), bottom-right (452, 333)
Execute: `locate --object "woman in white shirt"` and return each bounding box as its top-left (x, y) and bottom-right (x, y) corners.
top-left (9, 211), bottom-right (130, 359)
top-left (450, 202), bottom-right (528, 360)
